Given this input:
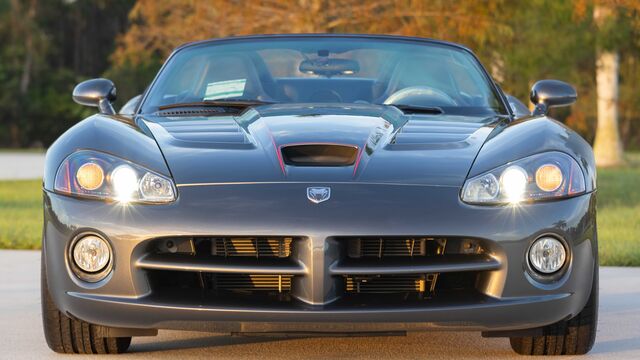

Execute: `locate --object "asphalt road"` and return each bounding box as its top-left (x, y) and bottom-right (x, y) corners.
top-left (1, 250), bottom-right (639, 359)
top-left (0, 152), bottom-right (45, 180)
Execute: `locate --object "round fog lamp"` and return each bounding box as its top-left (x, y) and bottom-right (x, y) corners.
top-left (529, 237), bottom-right (566, 274)
top-left (72, 235), bottom-right (111, 273)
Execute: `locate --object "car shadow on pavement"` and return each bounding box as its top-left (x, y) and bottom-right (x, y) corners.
top-left (126, 331), bottom-right (518, 359)
top-left (129, 334), bottom-right (292, 354)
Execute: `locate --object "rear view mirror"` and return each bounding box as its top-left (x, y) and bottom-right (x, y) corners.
top-left (530, 80), bottom-right (577, 116)
top-left (299, 58), bottom-right (360, 77)
top-left (72, 78), bottom-right (117, 115)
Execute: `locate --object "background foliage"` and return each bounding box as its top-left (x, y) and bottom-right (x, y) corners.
top-left (0, 0), bottom-right (639, 149)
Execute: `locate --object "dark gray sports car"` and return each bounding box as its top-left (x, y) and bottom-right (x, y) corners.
top-left (41, 34), bottom-right (598, 356)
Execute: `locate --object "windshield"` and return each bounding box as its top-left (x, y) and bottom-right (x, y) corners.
top-left (141, 37), bottom-right (508, 116)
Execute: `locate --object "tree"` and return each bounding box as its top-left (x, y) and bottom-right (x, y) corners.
top-left (0, 0), bottom-right (42, 147)
top-left (0, 0), bottom-right (134, 147)
top-left (592, 3), bottom-right (624, 166)
top-left (112, 0), bottom-right (508, 65)
top-left (588, 0), bottom-right (640, 166)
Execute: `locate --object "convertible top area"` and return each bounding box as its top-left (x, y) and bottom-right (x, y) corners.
top-left (140, 35), bottom-right (508, 117)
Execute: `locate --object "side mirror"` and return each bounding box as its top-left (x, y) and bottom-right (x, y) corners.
top-left (530, 80), bottom-right (577, 116)
top-left (72, 78), bottom-right (117, 115)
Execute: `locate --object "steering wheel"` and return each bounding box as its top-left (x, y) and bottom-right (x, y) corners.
top-left (383, 86), bottom-right (458, 107)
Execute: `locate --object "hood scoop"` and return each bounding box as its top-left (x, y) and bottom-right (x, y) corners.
top-left (281, 144), bottom-right (359, 166)
top-left (144, 107), bottom-right (496, 186)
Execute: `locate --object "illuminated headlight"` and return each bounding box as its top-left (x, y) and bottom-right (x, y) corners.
top-left (461, 152), bottom-right (585, 205)
top-left (528, 237), bottom-right (567, 274)
top-left (500, 166), bottom-right (528, 203)
top-left (111, 165), bottom-right (138, 202)
top-left (72, 235), bottom-right (111, 274)
top-left (54, 150), bottom-right (176, 204)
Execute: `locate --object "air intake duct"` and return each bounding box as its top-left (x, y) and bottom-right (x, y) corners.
top-left (281, 144), bottom-right (358, 166)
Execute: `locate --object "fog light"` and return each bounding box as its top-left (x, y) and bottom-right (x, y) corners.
top-left (72, 235), bottom-right (111, 274)
top-left (529, 237), bottom-right (566, 274)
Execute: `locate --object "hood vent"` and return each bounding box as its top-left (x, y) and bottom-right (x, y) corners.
top-left (281, 144), bottom-right (358, 166)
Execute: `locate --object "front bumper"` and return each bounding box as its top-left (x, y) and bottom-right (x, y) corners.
top-left (43, 183), bottom-right (597, 333)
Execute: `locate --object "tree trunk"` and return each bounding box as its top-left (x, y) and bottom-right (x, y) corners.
top-left (8, 0), bottom-right (37, 148)
top-left (592, 5), bottom-right (624, 167)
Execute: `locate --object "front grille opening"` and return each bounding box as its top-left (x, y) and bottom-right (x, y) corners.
top-left (209, 274), bottom-right (292, 293)
top-left (148, 270), bottom-right (202, 292)
top-left (211, 237), bottom-right (293, 258)
top-left (347, 237), bottom-right (447, 258)
top-left (344, 274), bottom-right (438, 295)
top-left (147, 271), bottom-right (295, 301)
top-left (154, 236), bottom-right (295, 258)
top-left (144, 236), bottom-right (301, 302)
top-left (435, 272), bottom-right (479, 291)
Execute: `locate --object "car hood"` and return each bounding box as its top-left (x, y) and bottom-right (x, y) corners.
top-left (142, 104), bottom-right (497, 187)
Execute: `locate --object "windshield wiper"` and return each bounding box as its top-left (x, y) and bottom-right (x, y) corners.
top-left (388, 104), bottom-right (444, 115)
top-left (158, 99), bottom-right (276, 111)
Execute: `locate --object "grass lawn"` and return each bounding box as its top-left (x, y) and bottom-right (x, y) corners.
top-left (0, 180), bottom-right (42, 249)
top-left (0, 155), bottom-right (639, 265)
top-left (596, 153), bottom-right (640, 266)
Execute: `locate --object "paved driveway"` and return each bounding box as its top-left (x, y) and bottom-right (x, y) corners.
top-left (0, 152), bottom-right (45, 180)
top-left (1, 250), bottom-right (638, 359)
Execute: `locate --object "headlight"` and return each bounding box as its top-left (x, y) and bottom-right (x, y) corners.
top-left (54, 150), bottom-right (176, 204)
top-left (461, 152), bottom-right (585, 205)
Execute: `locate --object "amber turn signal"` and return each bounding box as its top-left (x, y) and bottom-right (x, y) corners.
top-left (535, 164), bottom-right (563, 192)
top-left (76, 162), bottom-right (104, 191)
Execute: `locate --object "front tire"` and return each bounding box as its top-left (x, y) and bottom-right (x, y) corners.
top-left (41, 251), bottom-right (131, 354)
top-left (509, 265), bottom-right (598, 355)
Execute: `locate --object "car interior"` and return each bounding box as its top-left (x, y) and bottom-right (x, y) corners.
top-left (158, 48), bottom-right (498, 110)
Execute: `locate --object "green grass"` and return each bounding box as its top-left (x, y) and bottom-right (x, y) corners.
top-left (0, 180), bottom-right (42, 249)
top-left (0, 155), bottom-right (639, 265)
top-left (597, 153), bottom-right (640, 266)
